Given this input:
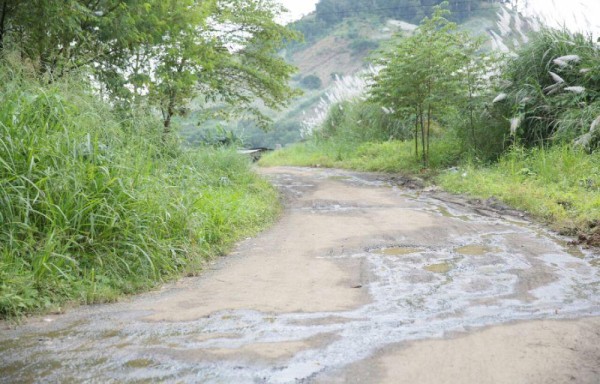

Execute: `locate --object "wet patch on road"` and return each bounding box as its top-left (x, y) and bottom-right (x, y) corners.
top-left (1, 167), bottom-right (599, 383)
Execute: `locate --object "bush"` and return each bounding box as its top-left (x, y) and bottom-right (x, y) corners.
top-left (349, 39), bottom-right (379, 54)
top-left (319, 100), bottom-right (413, 143)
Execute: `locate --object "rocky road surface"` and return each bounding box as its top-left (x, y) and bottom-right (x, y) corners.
top-left (1, 166), bottom-right (599, 383)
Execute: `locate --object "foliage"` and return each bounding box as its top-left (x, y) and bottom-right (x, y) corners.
top-left (0, 67), bottom-right (279, 318)
top-left (0, 0), bottom-right (140, 77)
top-left (260, 138), bottom-right (462, 173)
top-left (318, 100), bottom-right (412, 142)
top-left (369, 3), bottom-right (489, 166)
top-left (349, 38), bottom-right (380, 54)
top-left (315, 0), bottom-right (486, 25)
top-left (0, 0), bottom-right (300, 134)
top-left (491, 28), bottom-right (600, 150)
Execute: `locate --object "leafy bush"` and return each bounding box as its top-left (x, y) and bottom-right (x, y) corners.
top-left (319, 100), bottom-right (413, 143)
top-left (349, 39), bottom-right (379, 54)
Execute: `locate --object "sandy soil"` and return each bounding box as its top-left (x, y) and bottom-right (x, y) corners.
top-left (318, 317), bottom-right (600, 384)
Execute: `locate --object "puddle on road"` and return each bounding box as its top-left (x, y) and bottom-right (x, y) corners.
top-left (1, 169), bottom-right (599, 384)
top-left (124, 358), bottom-right (156, 368)
top-left (436, 205), bottom-right (471, 221)
top-left (455, 245), bottom-right (500, 256)
top-left (424, 262), bottom-right (453, 274)
top-left (328, 176), bottom-right (352, 181)
top-left (376, 247), bottom-right (423, 256)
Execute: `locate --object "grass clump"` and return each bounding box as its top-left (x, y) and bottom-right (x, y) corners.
top-left (438, 146), bottom-right (599, 232)
top-left (260, 138), bottom-right (461, 173)
top-left (0, 67), bottom-right (279, 319)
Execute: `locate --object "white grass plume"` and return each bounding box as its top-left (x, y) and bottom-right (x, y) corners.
top-left (493, 93), bottom-right (507, 103)
top-left (564, 86), bottom-right (585, 94)
top-left (549, 71), bottom-right (565, 84)
top-left (510, 116), bottom-right (522, 135)
top-left (553, 55), bottom-right (581, 67)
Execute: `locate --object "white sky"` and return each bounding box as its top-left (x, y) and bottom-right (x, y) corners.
top-left (276, 0), bottom-right (600, 36)
top-left (277, 0), bottom-right (317, 23)
top-left (524, 0), bottom-right (600, 37)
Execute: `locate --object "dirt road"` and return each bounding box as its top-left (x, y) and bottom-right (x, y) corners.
top-left (2, 166), bottom-right (600, 383)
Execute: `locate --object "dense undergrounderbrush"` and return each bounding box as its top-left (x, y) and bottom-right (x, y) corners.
top-left (0, 66), bottom-right (280, 319)
top-left (491, 28), bottom-right (600, 150)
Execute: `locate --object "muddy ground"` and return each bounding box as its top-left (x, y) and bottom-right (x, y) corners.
top-left (1, 166), bottom-right (599, 383)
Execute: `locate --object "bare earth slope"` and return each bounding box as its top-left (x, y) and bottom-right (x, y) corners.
top-left (1, 167), bottom-right (599, 383)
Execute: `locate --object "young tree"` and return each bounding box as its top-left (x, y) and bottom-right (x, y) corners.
top-left (369, 3), bottom-right (470, 166)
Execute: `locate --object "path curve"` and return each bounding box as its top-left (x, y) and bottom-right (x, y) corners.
top-left (1, 167), bottom-right (599, 383)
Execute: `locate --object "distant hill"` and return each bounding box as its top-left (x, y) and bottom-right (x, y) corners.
top-left (179, 0), bottom-right (536, 148)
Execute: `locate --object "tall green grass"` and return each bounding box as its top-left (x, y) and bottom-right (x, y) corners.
top-left (260, 138), bottom-right (462, 173)
top-left (493, 28), bottom-right (600, 149)
top-left (439, 146), bottom-right (599, 231)
top-left (0, 66), bottom-right (279, 318)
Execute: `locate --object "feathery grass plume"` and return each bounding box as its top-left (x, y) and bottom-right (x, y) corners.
top-left (493, 93), bottom-right (507, 103)
top-left (510, 116), bottom-right (522, 135)
top-left (553, 55), bottom-right (581, 67)
top-left (576, 115), bottom-right (600, 149)
top-left (491, 27), bottom-right (600, 148)
top-left (564, 86), bottom-right (586, 93)
top-left (301, 67), bottom-right (377, 137)
top-left (549, 71), bottom-right (565, 84)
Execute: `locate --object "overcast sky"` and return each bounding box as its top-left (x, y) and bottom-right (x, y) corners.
top-left (276, 0), bottom-right (600, 36)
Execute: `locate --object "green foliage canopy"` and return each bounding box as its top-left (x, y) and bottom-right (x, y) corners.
top-left (0, 0), bottom-right (300, 133)
top-left (369, 4), bottom-right (489, 165)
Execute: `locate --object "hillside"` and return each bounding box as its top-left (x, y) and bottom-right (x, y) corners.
top-left (179, 1), bottom-right (536, 148)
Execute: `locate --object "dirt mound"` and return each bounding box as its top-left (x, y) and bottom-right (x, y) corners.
top-left (577, 225), bottom-right (600, 248)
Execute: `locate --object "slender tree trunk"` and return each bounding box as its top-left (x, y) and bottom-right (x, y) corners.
top-left (163, 93), bottom-right (176, 138)
top-left (414, 109), bottom-right (419, 159)
top-left (420, 106), bottom-right (425, 166)
top-left (468, 70), bottom-right (476, 146)
top-left (426, 104), bottom-right (432, 168)
top-left (0, 0), bottom-right (7, 52)
top-left (470, 105), bottom-right (475, 146)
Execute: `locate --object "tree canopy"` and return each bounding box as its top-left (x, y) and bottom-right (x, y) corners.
top-left (0, 0), bottom-right (300, 133)
top-left (369, 3), bottom-right (491, 165)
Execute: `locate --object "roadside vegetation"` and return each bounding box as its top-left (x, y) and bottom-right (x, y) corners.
top-left (0, 0), bottom-right (296, 319)
top-left (0, 62), bottom-right (280, 319)
top-left (261, 4), bottom-right (600, 243)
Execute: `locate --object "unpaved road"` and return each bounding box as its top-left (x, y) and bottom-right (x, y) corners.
top-left (1, 166), bottom-right (600, 383)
